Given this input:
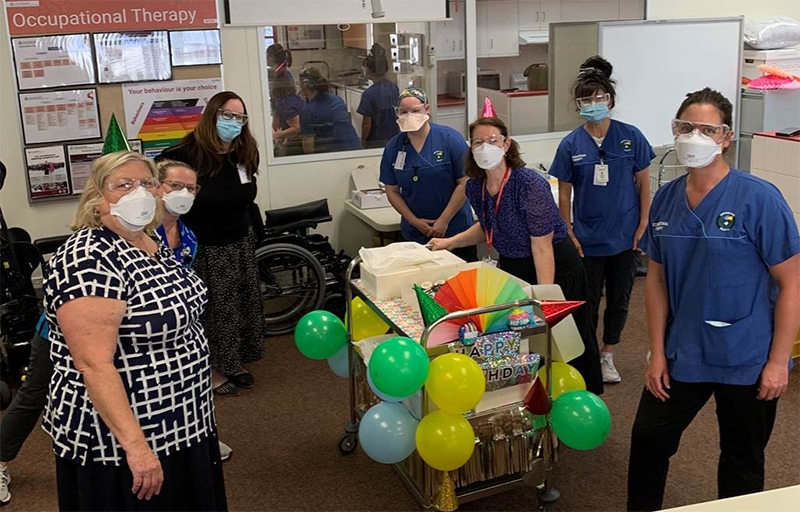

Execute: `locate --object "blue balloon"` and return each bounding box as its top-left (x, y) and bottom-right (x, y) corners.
top-left (367, 370), bottom-right (407, 402)
top-left (327, 344), bottom-right (350, 378)
top-left (358, 402), bottom-right (419, 464)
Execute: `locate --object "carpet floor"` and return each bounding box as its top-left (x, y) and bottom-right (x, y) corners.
top-left (3, 278), bottom-right (799, 511)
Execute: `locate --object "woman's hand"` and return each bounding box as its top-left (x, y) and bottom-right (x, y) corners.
top-left (412, 218), bottom-right (436, 236)
top-left (127, 441), bottom-right (164, 500)
top-left (757, 360), bottom-right (789, 400)
top-left (568, 229), bottom-right (584, 258)
top-left (430, 217), bottom-right (449, 238)
top-left (645, 353), bottom-right (671, 401)
top-left (429, 238), bottom-right (456, 252)
top-left (633, 223), bottom-right (647, 252)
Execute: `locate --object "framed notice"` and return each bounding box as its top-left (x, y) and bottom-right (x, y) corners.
top-left (25, 145), bottom-right (70, 199)
top-left (12, 34), bottom-right (96, 90)
top-left (170, 29), bottom-right (222, 66)
top-left (93, 31), bottom-right (172, 83)
top-left (19, 89), bottom-right (101, 145)
top-left (66, 140), bottom-right (144, 195)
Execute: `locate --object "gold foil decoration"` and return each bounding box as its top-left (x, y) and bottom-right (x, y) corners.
top-left (433, 471), bottom-right (459, 511)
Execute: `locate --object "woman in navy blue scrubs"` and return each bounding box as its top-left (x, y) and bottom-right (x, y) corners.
top-left (357, 44), bottom-right (399, 149)
top-left (379, 87), bottom-right (477, 262)
top-left (550, 56), bottom-right (655, 384)
top-left (297, 68), bottom-right (361, 154)
top-left (627, 88), bottom-right (800, 511)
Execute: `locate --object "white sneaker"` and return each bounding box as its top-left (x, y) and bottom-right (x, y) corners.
top-left (0, 466), bottom-right (10, 505)
top-left (600, 353), bottom-right (621, 383)
top-left (219, 441), bottom-right (233, 462)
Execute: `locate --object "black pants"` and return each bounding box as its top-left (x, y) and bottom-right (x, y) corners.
top-left (451, 245), bottom-right (478, 263)
top-left (498, 237), bottom-right (604, 396)
top-left (584, 249), bottom-right (638, 345)
top-left (627, 379), bottom-right (778, 511)
top-left (0, 331), bottom-right (53, 462)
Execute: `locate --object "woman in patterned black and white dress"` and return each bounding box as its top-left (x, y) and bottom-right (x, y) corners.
top-left (43, 151), bottom-right (226, 511)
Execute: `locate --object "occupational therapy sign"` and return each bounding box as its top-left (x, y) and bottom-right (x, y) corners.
top-left (5, 0), bottom-right (218, 36)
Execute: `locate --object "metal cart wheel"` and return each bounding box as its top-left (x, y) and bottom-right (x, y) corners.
top-left (337, 432), bottom-right (358, 455)
top-left (255, 243), bottom-right (326, 336)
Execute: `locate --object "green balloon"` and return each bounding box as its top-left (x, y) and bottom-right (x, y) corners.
top-left (550, 390), bottom-right (611, 451)
top-left (294, 310), bottom-right (348, 360)
top-left (368, 337), bottom-right (429, 398)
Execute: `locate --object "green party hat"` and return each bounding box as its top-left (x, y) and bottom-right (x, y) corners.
top-left (414, 284), bottom-right (448, 327)
top-left (102, 114), bottom-right (132, 155)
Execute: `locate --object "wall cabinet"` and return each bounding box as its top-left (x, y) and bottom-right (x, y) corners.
top-left (434, 1), bottom-right (466, 60)
top-left (477, 0), bottom-right (519, 58)
top-left (561, 0), bottom-right (620, 22)
top-left (519, 0), bottom-right (562, 31)
top-left (342, 24), bottom-right (369, 49)
top-left (618, 0), bottom-right (645, 20)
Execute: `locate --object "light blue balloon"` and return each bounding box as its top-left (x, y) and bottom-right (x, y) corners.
top-left (327, 344), bottom-right (350, 378)
top-left (358, 402), bottom-right (419, 464)
top-left (367, 370), bottom-right (407, 402)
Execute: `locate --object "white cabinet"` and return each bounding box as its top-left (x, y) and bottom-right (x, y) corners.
top-left (433, 1), bottom-right (465, 61)
top-left (561, 0), bottom-right (620, 22)
top-left (520, 0), bottom-right (563, 31)
top-left (436, 105), bottom-right (467, 138)
top-left (346, 89), bottom-right (364, 138)
top-left (618, 0), bottom-right (644, 20)
top-left (477, 1), bottom-right (519, 58)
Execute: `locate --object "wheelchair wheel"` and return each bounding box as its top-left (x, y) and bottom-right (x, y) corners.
top-left (255, 243), bottom-right (326, 336)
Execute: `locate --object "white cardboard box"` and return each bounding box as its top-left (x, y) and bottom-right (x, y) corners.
top-left (743, 47), bottom-right (800, 80)
top-left (361, 247), bottom-right (467, 300)
top-left (350, 165), bottom-right (390, 209)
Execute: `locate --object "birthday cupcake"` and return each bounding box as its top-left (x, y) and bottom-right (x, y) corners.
top-left (507, 308), bottom-right (531, 330)
top-left (458, 321), bottom-right (480, 346)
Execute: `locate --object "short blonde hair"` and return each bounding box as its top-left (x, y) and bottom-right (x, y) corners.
top-left (156, 159), bottom-right (196, 181)
top-left (72, 151), bottom-right (161, 231)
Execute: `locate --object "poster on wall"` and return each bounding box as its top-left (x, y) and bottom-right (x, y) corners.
top-left (25, 145), bottom-right (70, 199)
top-left (170, 29), bottom-right (222, 66)
top-left (12, 34), bottom-right (96, 90)
top-left (94, 31), bottom-right (172, 83)
top-left (66, 140), bottom-right (143, 194)
top-left (122, 78), bottom-right (223, 151)
top-left (19, 89), bottom-right (101, 145)
top-left (5, 0), bottom-right (219, 37)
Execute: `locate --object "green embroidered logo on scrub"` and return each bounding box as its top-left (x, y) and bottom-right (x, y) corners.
top-left (433, 150), bottom-right (445, 162)
top-left (620, 139), bottom-right (633, 152)
top-left (716, 212), bottom-right (735, 231)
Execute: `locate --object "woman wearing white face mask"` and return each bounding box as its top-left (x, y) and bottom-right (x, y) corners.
top-left (155, 160), bottom-right (200, 266)
top-left (43, 152), bottom-right (226, 511)
top-left (379, 87), bottom-right (477, 261)
top-left (430, 117), bottom-right (604, 394)
top-left (628, 88), bottom-right (800, 511)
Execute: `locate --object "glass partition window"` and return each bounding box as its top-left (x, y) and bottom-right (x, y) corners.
top-left (263, 17), bottom-right (467, 159)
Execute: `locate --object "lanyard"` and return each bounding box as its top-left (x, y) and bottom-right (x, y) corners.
top-left (481, 167), bottom-right (511, 254)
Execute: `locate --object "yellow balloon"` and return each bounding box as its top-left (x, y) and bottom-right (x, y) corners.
top-left (426, 354), bottom-right (486, 414)
top-left (349, 297), bottom-right (389, 341)
top-left (415, 410), bottom-right (475, 471)
top-left (537, 361), bottom-right (586, 400)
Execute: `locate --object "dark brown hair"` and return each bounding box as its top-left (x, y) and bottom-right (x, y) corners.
top-left (299, 67), bottom-right (330, 94)
top-left (676, 87), bottom-right (733, 127)
top-left (267, 43), bottom-right (292, 68)
top-left (465, 117), bottom-right (526, 180)
top-left (364, 43), bottom-right (389, 76)
top-left (572, 55), bottom-right (616, 109)
top-left (169, 91), bottom-right (260, 179)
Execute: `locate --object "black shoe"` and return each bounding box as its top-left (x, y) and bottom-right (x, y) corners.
top-left (229, 372), bottom-right (254, 389)
top-left (213, 380), bottom-right (241, 396)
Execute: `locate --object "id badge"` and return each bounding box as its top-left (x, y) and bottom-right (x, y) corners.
top-left (482, 255), bottom-right (498, 267)
top-left (238, 164), bottom-right (251, 184)
top-left (394, 151), bottom-right (407, 170)
top-left (593, 163), bottom-right (609, 186)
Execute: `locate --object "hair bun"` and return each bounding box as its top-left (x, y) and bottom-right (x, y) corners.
top-left (580, 56), bottom-right (613, 78)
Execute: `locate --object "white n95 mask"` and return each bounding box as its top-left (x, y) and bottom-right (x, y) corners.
top-left (675, 130), bottom-right (721, 169)
top-left (110, 186), bottom-right (156, 232)
top-left (162, 189), bottom-right (195, 216)
top-left (472, 143), bottom-right (505, 170)
top-left (397, 113), bottom-right (429, 132)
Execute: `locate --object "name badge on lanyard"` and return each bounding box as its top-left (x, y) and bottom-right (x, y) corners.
top-left (593, 161), bottom-right (609, 186)
top-left (394, 150), bottom-right (407, 170)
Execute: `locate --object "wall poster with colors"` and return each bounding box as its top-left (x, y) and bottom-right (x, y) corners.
top-left (24, 145), bottom-right (70, 199)
top-left (12, 33), bottom-right (96, 90)
top-left (19, 88), bottom-right (101, 145)
top-left (121, 78), bottom-right (223, 153)
top-left (66, 140), bottom-right (142, 194)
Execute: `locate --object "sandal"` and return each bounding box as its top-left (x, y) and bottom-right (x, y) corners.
top-left (229, 372), bottom-right (254, 390)
top-left (213, 380), bottom-right (240, 396)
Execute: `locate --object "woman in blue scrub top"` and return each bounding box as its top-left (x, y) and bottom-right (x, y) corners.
top-left (297, 68), bottom-right (361, 154)
top-left (379, 87), bottom-right (477, 262)
top-left (270, 70), bottom-right (306, 156)
top-left (358, 44), bottom-right (400, 149)
top-left (550, 56), bottom-right (655, 384)
top-left (627, 88), bottom-right (800, 512)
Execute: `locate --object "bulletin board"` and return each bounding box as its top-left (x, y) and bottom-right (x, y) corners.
top-left (4, 0), bottom-right (223, 204)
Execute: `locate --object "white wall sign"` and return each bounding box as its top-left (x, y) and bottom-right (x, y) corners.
top-left (19, 88), bottom-right (101, 144)
top-left (12, 34), bottom-right (96, 90)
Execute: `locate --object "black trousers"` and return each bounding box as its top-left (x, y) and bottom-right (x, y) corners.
top-left (627, 379), bottom-right (778, 511)
top-left (451, 245), bottom-right (478, 263)
top-left (498, 237), bottom-right (604, 396)
top-left (0, 331), bottom-right (53, 462)
top-left (584, 249), bottom-right (638, 345)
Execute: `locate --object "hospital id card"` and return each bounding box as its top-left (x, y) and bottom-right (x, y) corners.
top-left (593, 163), bottom-right (609, 186)
top-left (238, 164), bottom-right (251, 184)
top-left (394, 151), bottom-right (407, 170)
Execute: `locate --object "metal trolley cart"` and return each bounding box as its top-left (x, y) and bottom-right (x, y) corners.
top-left (338, 256), bottom-right (560, 510)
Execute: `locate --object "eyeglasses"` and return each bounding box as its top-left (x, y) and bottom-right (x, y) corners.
top-left (217, 109), bottom-right (249, 125)
top-left (470, 135), bottom-right (506, 149)
top-left (671, 119), bottom-right (730, 139)
top-left (395, 106), bottom-right (427, 116)
top-left (162, 180), bottom-right (201, 195)
top-left (576, 93), bottom-right (610, 108)
top-left (107, 177), bottom-right (160, 193)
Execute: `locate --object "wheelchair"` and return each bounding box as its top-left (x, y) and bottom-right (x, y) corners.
top-left (254, 199), bottom-right (352, 336)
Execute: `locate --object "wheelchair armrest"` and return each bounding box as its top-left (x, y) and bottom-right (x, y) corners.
top-left (264, 199), bottom-right (332, 234)
top-left (33, 234), bottom-right (71, 258)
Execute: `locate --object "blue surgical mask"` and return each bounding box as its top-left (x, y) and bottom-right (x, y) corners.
top-left (216, 117), bottom-right (243, 143)
top-left (579, 102), bottom-right (610, 123)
